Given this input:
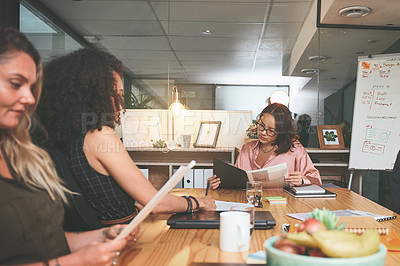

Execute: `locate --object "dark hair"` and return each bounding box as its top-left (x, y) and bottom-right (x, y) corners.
top-left (0, 27), bottom-right (41, 66)
top-left (0, 27), bottom-right (42, 113)
top-left (36, 48), bottom-right (124, 149)
top-left (258, 103), bottom-right (298, 154)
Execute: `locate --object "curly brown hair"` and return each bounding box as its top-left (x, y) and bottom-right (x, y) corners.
top-left (258, 103), bottom-right (299, 155)
top-left (36, 48), bottom-right (124, 149)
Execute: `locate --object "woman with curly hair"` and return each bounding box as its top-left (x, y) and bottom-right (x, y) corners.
top-left (0, 27), bottom-right (136, 266)
top-left (208, 103), bottom-right (321, 189)
top-left (36, 48), bottom-right (215, 227)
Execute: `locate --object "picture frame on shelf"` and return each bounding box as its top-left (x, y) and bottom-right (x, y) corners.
top-left (193, 121), bottom-right (222, 148)
top-left (317, 125), bottom-right (345, 150)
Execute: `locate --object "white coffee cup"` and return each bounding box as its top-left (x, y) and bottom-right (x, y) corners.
top-left (178, 134), bottom-right (191, 148)
top-left (219, 211), bottom-right (250, 252)
top-left (230, 205), bottom-right (255, 237)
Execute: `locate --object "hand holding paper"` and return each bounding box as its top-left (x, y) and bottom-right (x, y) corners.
top-left (115, 160), bottom-right (196, 240)
top-left (247, 163), bottom-right (288, 188)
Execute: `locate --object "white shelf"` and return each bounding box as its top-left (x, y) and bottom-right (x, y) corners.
top-left (306, 148), bottom-right (350, 188)
top-left (314, 162), bottom-right (349, 167)
top-left (128, 148), bottom-right (238, 188)
top-left (306, 148), bottom-right (350, 154)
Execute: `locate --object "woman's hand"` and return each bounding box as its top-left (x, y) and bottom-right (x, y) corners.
top-left (102, 224), bottom-right (139, 244)
top-left (285, 171), bottom-right (303, 186)
top-left (206, 175), bottom-right (221, 189)
top-left (71, 238), bottom-right (127, 266)
top-left (197, 196), bottom-right (216, 211)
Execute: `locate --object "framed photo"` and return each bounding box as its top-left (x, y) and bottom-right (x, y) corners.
top-left (193, 121), bottom-right (222, 148)
top-left (317, 125), bottom-right (345, 150)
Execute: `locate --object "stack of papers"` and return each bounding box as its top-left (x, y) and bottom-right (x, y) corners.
top-left (284, 186), bottom-right (336, 198)
top-left (291, 185), bottom-right (326, 194)
top-left (265, 196), bottom-right (287, 204)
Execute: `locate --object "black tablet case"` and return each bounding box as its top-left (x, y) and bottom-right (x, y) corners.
top-left (213, 158), bottom-right (248, 189)
top-left (167, 211), bottom-right (276, 229)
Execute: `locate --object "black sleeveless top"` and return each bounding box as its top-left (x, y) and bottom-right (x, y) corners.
top-left (0, 154), bottom-right (70, 264)
top-left (65, 133), bottom-right (136, 221)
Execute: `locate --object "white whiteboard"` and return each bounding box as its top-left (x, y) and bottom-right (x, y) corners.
top-left (349, 53), bottom-right (400, 170)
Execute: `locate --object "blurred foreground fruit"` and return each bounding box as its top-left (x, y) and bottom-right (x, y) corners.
top-left (286, 231), bottom-right (319, 248)
top-left (297, 218), bottom-right (326, 234)
top-left (308, 247), bottom-right (326, 257)
top-left (312, 229), bottom-right (380, 258)
top-left (273, 239), bottom-right (306, 255)
top-left (310, 208), bottom-right (346, 230)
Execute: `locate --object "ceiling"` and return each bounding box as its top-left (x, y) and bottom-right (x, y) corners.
top-left (24, 0), bottom-right (400, 92)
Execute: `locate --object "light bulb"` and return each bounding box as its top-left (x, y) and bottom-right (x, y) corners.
top-left (170, 101), bottom-right (184, 114)
top-left (270, 90), bottom-right (289, 106)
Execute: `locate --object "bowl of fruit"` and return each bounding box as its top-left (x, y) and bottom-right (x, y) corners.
top-left (264, 208), bottom-right (386, 266)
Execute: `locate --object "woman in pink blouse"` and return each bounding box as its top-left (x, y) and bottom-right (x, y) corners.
top-left (208, 103), bottom-right (322, 189)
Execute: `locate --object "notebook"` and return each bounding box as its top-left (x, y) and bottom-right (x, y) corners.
top-left (283, 186), bottom-right (337, 198)
top-left (213, 158), bottom-right (248, 189)
top-left (290, 184), bottom-right (326, 194)
top-left (167, 210), bottom-right (276, 229)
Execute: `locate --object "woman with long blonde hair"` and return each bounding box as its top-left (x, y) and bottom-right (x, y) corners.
top-left (0, 27), bottom-right (136, 266)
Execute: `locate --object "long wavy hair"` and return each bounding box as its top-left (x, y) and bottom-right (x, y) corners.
top-left (36, 48), bottom-right (124, 149)
top-left (0, 27), bottom-right (68, 202)
top-left (258, 103), bottom-right (299, 155)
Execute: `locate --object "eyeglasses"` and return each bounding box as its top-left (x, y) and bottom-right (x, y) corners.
top-left (256, 122), bottom-right (277, 137)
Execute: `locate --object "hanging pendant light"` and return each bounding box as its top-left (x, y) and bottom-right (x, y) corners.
top-left (169, 86), bottom-right (185, 115)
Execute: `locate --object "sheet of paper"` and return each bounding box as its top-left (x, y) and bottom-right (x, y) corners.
top-left (246, 163), bottom-right (287, 188)
top-left (287, 209), bottom-right (396, 222)
top-left (215, 200), bottom-right (253, 211)
top-left (247, 163), bottom-right (287, 182)
top-left (266, 163), bottom-right (288, 180)
top-left (115, 160), bottom-right (196, 240)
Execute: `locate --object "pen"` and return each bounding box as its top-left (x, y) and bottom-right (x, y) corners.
top-left (205, 180), bottom-right (211, 196)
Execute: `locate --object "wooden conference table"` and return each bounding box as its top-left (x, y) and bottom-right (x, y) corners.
top-left (118, 188), bottom-right (400, 265)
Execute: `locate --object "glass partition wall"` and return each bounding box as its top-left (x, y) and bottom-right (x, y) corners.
top-left (295, 27), bottom-right (400, 149)
top-left (20, 1), bottom-right (83, 64)
top-left (312, 7), bottom-right (400, 206)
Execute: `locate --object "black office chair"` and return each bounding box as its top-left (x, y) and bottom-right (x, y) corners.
top-left (49, 149), bottom-right (105, 231)
top-left (390, 150), bottom-right (400, 214)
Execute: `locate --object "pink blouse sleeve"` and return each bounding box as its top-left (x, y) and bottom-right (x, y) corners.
top-left (234, 142), bottom-right (254, 171)
top-left (235, 147), bottom-right (247, 169)
top-left (297, 151), bottom-right (322, 187)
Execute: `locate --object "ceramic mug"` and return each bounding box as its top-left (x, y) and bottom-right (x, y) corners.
top-left (220, 211), bottom-right (250, 252)
top-left (230, 205), bottom-right (255, 237)
top-left (178, 134), bottom-right (191, 148)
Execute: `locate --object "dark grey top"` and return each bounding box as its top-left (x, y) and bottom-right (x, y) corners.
top-left (65, 132), bottom-right (136, 221)
top-left (0, 154), bottom-right (69, 264)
